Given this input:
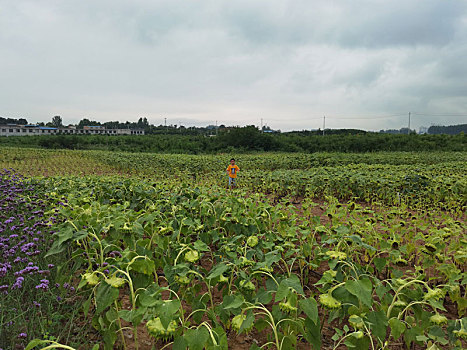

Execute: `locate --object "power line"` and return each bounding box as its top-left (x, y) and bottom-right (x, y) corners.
top-left (329, 114), bottom-right (406, 120)
top-left (267, 117), bottom-right (325, 122)
top-left (411, 112), bottom-right (467, 117)
top-left (267, 113), bottom-right (408, 122)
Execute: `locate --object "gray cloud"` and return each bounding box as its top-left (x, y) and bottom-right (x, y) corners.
top-left (0, 0), bottom-right (466, 131)
top-left (331, 1), bottom-right (466, 48)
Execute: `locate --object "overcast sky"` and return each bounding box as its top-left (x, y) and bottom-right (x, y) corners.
top-left (1, 1), bottom-right (466, 131)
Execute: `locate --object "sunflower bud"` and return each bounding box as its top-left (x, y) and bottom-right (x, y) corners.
top-left (423, 287), bottom-right (445, 301)
top-left (105, 275), bottom-right (126, 288)
top-left (323, 270), bottom-right (337, 278)
top-left (146, 317), bottom-right (177, 339)
top-left (325, 250), bottom-right (347, 260)
top-left (279, 299), bottom-right (298, 314)
top-left (246, 236), bottom-right (259, 248)
top-left (453, 327), bottom-right (467, 340)
top-left (175, 275), bottom-right (190, 285)
top-left (348, 315), bottom-right (364, 329)
top-left (239, 257), bottom-right (255, 267)
top-left (259, 266), bottom-right (273, 273)
top-left (393, 278), bottom-right (406, 287)
top-left (184, 250), bottom-right (199, 263)
top-left (393, 299), bottom-right (407, 308)
top-left (231, 314), bottom-right (246, 332)
top-left (83, 272), bottom-right (99, 286)
top-left (319, 293), bottom-right (341, 309)
top-left (218, 274), bottom-right (228, 283)
top-left (351, 331), bottom-right (364, 339)
top-left (239, 280), bottom-right (255, 292)
top-left (429, 313), bottom-right (448, 325)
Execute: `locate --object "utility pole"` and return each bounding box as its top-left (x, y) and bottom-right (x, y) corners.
top-left (261, 118), bottom-right (263, 132)
top-left (216, 120), bottom-right (218, 136)
top-left (323, 116), bottom-right (326, 136)
top-left (408, 112), bottom-right (411, 134)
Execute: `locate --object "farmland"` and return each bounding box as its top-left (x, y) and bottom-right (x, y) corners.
top-left (0, 148), bottom-right (466, 349)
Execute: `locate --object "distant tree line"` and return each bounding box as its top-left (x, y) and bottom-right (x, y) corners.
top-left (427, 124), bottom-right (467, 135)
top-left (3, 115), bottom-right (466, 136)
top-left (0, 117), bottom-right (28, 125)
top-left (379, 128), bottom-right (415, 134)
top-left (1, 125), bottom-right (465, 153)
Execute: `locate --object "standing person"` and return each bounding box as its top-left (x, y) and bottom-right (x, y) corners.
top-left (226, 158), bottom-right (240, 189)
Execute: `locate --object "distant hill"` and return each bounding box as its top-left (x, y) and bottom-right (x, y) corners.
top-left (428, 124), bottom-right (467, 135)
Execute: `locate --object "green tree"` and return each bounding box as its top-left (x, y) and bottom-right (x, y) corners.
top-left (77, 118), bottom-right (101, 129)
top-left (51, 115), bottom-right (63, 128)
top-left (217, 125), bottom-right (280, 151)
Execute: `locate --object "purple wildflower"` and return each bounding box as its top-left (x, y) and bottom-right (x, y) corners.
top-left (11, 277), bottom-right (24, 289)
top-left (35, 279), bottom-right (49, 290)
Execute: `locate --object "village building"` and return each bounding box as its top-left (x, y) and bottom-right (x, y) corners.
top-left (0, 125), bottom-right (144, 137)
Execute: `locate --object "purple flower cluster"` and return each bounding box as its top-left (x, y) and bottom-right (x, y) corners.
top-left (0, 169), bottom-right (71, 343)
top-left (0, 170), bottom-right (59, 296)
top-left (35, 279), bottom-right (49, 290)
top-left (11, 277), bottom-right (24, 289)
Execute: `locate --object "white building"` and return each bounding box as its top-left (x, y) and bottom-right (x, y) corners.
top-left (0, 125), bottom-right (144, 137)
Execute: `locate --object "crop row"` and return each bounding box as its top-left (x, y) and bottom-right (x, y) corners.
top-left (2, 148), bottom-right (467, 172)
top-left (1, 148), bottom-right (465, 209)
top-left (20, 175), bottom-right (466, 349)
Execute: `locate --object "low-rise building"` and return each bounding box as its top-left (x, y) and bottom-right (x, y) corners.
top-left (0, 125), bottom-right (144, 137)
